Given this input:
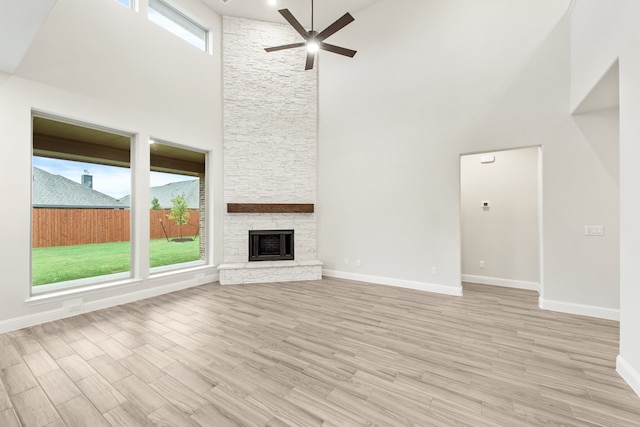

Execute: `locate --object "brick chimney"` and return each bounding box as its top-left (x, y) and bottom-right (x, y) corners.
top-left (81, 170), bottom-right (93, 189)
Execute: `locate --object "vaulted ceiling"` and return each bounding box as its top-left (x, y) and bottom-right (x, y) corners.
top-left (201, 0), bottom-right (383, 28)
top-left (0, 0), bottom-right (382, 75)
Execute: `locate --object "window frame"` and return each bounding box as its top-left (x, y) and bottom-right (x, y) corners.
top-left (30, 113), bottom-right (134, 296)
top-left (148, 139), bottom-right (208, 275)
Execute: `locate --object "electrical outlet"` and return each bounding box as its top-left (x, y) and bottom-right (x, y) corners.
top-left (356, 259), bottom-right (361, 266)
top-left (584, 225), bottom-right (604, 236)
top-left (480, 261), bottom-right (485, 269)
top-left (431, 266), bottom-right (437, 275)
top-left (68, 304), bottom-right (82, 313)
top-left (64, 298), bottom-right (83, 314)
top-left (344, 258), bottom-right (349, 265)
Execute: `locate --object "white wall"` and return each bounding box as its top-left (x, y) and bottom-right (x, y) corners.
top-left (570, 0), bottom-right (640, 397)
top-left (0, 0), bottom-right (57, 74)
top-left (0, 0), bottom-right (223, 332)
top-left (318, 0), bottom-right (570, 296)
top-left (318, 0), bottom-right (619, 318)
top-left (460, 148), bottom-right (539, 290)
top-left (569, 1), bottom-right (624, 113)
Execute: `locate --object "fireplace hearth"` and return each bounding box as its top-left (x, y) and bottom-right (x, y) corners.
top-left (249, 230), bottom-right (294, 262)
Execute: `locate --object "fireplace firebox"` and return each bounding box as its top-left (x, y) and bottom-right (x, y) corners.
top-left (249, 230), bottom-right (294, 262)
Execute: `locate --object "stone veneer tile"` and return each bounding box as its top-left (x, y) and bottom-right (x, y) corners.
top-left (222, 16), bottom-right (320, 282)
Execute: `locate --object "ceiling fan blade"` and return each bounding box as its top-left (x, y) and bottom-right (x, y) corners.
top-left (305, 51), bottom-right (316, 70)
top-left (265, 42), bottom-right (306, 52)
top-left (319, 42), bottom-right (357, 58)
top-left (279, 9), bottom-right (309, 39)
top-left (316, 13), bottom-right (355, 42)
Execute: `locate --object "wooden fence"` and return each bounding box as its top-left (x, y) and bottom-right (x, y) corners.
top-left (33, 208), bottom-right (200, 248)
top-left (150, 209), bottom-right (200, 241)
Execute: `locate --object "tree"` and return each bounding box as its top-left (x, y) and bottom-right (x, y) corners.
top-left (151, 196), bottom-right (161, 210)
top-left (167, 193), bottom-right (190, 239)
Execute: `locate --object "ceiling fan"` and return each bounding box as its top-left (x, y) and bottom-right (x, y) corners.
top-left (264, 0), bottom-right (357, 70)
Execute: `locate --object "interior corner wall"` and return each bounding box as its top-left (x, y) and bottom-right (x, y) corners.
top-left (318, 0), bottom-right (620, 320)
top-left (318, 0), bottom-right (567, 297)
top-left (570, 0), bottom-right (640, 397)
top-left (0, 0), bottom-right (223, 332)
top-left (452, 14), bottom-right (619, 319)
top-left (460, 147), bottom-right (540, 290)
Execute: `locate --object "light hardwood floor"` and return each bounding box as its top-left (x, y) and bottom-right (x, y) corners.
top-left (1, 278), bottom-right (639, 426)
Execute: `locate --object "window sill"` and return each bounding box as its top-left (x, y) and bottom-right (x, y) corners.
top-left (149, 261), bottom-right (212, 280)
top-left (26, 264), bottom-right (216, 307)
top-left (26, 277), bottom-right (143, 306)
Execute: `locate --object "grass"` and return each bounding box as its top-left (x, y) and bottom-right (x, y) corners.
top-left (32, 238), bottom-right (200, 286)
top-left (149, 237), bottom-right (200, 268)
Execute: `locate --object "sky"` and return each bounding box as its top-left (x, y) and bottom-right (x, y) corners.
top-left (33, 157), bottom-right (194, 199)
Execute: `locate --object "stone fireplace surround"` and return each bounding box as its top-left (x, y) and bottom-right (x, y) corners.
top-left (218, 210), bottom-right (322, 285)
top-left (218, 16), bottom-right (323, 285)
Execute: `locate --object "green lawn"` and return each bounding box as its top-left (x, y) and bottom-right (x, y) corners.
top-left (32, 238), bottom-right (200, 286)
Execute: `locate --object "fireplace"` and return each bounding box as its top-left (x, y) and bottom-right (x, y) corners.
top-left (249, 230), bottom-right (294, 262)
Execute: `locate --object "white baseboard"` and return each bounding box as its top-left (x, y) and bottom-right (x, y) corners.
top-left (461, 274), bottom-right (539, 291)
top-left (0, 307), bottom-right (70, 335)
top-left (617, 355), bottom-right (640, 398)
top-left (539, 296), bottom-right (619, 321)
top-left (0, 270), bottom-right (219, 335)
top-left (323, 270), bottom-right (463, 296)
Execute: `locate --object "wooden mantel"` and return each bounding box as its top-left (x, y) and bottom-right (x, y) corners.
top-left (227, 203), bottom-right (314, 214)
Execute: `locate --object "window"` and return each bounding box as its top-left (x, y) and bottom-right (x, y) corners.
top-left (116, 0), bottom-right (132, 8)
top-left (32, 116), bottom-right (132, 294)
top-left (148, 0), bottom-right (207, 51)
top-left (149, 141), bottom-right (206, 273)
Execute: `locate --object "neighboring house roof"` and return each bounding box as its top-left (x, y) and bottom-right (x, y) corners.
top-left (119, 179), bottom-right (199, 209)
top-left (32, 167), bottom-right (127, 209)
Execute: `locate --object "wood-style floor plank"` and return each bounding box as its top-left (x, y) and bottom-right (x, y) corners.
top-left (77, 374), bottom-right (127, 413)
top-left (0, 408), bottom-right (21, 427)
top-left (37, 369), bottom-right (82, 407)
top-left (56, 396), bottom-right (111, 427)
top-left (12, 387), bottom-right (61, 426)
top-left (1, 364), bottom-right (39, 396)
top-left (0, 279), bottom-right (639, 426)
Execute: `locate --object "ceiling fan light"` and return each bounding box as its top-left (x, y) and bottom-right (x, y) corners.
top-left (306, 40), bottom-right (319, 53)
top-left (264, 4), bottom-right (356, 70)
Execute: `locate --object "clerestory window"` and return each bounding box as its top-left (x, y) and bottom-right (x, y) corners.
top-left (116, 0), bottom-right (132, 8)
top-left (148, 0), bottom-right (208, 51)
